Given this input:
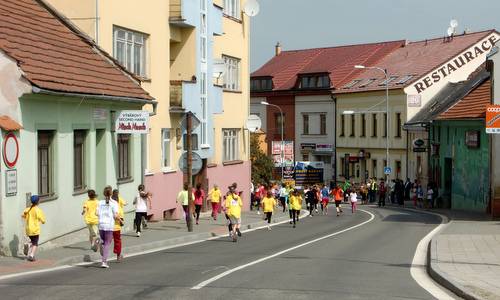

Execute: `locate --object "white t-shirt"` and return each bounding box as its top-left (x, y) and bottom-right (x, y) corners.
top-left (427, 189), bottom-right (434, 200)
top-left (350, 192), bottom-right (358, 203)
top-left (97, 199), bottom-right (118, 231)
top-left (135, 193), bottom-right (148, 213)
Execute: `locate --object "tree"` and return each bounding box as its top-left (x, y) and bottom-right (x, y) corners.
top-left (250, 133), bottom-right (274, 185)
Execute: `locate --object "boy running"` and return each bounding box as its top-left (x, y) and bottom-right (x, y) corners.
top-left (262, 191), bottom-right (277, 230)
top-left (82, 190), bottom-right (99, 251)
top-left (225, 187), bottom-right (243, 242)
top-left (331, 185), bottom-right (344, 216)
top-left (289, 189), bottom-right (302, 228)
top-left (320, 185), bottom-right (330, 215)
top-left (22, 195), bottom-right (45, 261)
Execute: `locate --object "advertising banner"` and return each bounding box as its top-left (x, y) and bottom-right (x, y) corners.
top-left (115, 110), bottom-right (149, 134)
top-left (271, 141), bottom-right (294, 167)
top-left (486, 105), bottom-right (500, 134)
top-left (294, 161), bottom-right (324, 185)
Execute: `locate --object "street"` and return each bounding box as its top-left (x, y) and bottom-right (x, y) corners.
top-left (0, 207), bottom-right (444, 300)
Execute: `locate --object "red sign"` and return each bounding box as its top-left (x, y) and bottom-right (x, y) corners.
top-left (3, 132), bottom-right (19, 169)
top-left (486, 105), bottom-right (500, 134)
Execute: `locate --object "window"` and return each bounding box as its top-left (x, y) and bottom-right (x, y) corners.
top-left (395, 112), bottom-right (402, 137)
top-left (117, 134), bottom-right (131, 180)
top-left (223, 129), bottom-right (239, 161)
top-left (298, 74), bottom-right (330, 89)
top-left (320, 114), bottom-right (326, 135)
top-left (350, 115), bottom-right (355, 137)
top-left (73, 130), bottom-right (86, 191)
top-left (250, 77), bottom-right (273, 91)
top-left (223, 56), bottom-right (240, 91)
top-left (372, 113), bottom-right (377, 137)
top-left (396, 75), bottom-right (414, 85)
top-left (113, 27), bottom-right (147, 77)
top-left (383, 113), bottom-right (387, 137)
top-left (161, 129), bottom-right (171, 169)
top-left (303, 114), bottom-right (309, 135)
top-left (183, 133), bottom-right (199, 151)
top-left (342, 79), bottom-right (362, 89)
top-left (38, 131), bottom-right (54, 197)
top-left (275, 113), bottom-right (285, 136)
top-left (379, 76), bottom-right (398, 86)
top-left (223, 0), bottom-right (240, 19)
top-left (359, 78), bottom-right (377, 88)
top-left (361, 114), bottom-right (366, 137)
top-left (340, 114), bottom-right (345, 136)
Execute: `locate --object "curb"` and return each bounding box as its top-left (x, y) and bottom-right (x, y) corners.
top-left (52, 209), bottom-right (310, 267)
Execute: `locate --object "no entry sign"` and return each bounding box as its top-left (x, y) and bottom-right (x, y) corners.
top-left (3, 132), bottom-right (19, 169)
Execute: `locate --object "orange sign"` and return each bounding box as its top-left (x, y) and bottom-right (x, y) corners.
top-left (486, 105), bottom-right (500, 134)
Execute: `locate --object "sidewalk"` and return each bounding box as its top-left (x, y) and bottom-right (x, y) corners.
top-left (0, 209), bottom-right (306, 278)
top-left (427, 211), bottom-right (500, 300)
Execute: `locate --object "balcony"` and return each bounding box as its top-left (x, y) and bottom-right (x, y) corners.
top-left (169, 0), bottom-right (197, 28)
top-left (170, 80), bottom-right (197, 113)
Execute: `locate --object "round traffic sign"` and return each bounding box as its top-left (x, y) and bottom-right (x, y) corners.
top-left (178, 151), bottom-right (203, 175)
top-left (3, 132), bottom-right (19, 169)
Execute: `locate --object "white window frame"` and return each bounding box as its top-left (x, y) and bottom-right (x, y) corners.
top-left (223, 129), bottom-right (239, 162)
top-left (113, 26), bottom-right (147, 77)
top-left (223, 0), bottom-right (240, 19)
top-left (161, 129), bottom-right (172, 170)
top-left (223, 55), bottom-right (240, 91)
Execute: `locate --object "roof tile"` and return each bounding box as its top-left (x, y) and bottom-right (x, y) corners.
top-left (438, 79), bottom-right (491, 119)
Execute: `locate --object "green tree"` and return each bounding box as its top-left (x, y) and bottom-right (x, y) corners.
top-left (250, 134), bottom-right (274, 185)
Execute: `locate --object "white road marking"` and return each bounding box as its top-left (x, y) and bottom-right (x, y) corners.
top-left (409, 211), bottom-right (457, 300)
top-left (0, 210), bottom-right (310, 282)
top-left (191, 209), bottom-right (375, 290)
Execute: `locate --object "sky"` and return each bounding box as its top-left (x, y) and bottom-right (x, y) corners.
top-left (250, 0), bottom-right (500, 71)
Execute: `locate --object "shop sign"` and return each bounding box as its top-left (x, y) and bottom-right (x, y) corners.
top-left (348, 156), bottom-right (359, 163)
top-left (115, 110), bottom-right (149, 134)
top-left (316, 144), bottom-right (333, 152)
top-left (300, 143), bottom-right (316, 151)
top-left (3, 132), bottom-right (19, 169)
top-left (486, 105), bottom-right (500, 134)
top-left (465, 130), bottom-right (480, 148)
top-left (5, 169), bottom-right (17, 196)
top-left (407, 95), bottom-right (422, 107)
top-left (413, 138), bottom-right (427, 152)
top-left (272, 141), bottom-right (294, 167)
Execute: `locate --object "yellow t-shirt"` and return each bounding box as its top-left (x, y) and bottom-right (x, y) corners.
top-left (262, 197), bottom-right (276, 213)
top-left (22, 206), bottom-right (46, 236)
top-left (225, 194), bottom-right (243, 218)
top-left (83, 198), bottom-right (99, 225)
top-left (209, 188), bottom-right (221, 203)
top-left (114, 197), bottom-right (126, 231)
top-left (289, 195), bottom-right (303, 211)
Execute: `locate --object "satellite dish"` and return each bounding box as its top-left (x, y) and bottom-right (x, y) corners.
top-left (246, 114), bottom-right (262, 133)
top-left (243, 0), bottom-right (260, 17)
top-left (213, 59), bottom-right (225, 79)
top-left (447, 27), bottom-right (454, 37)
top-left (450, 19), bottom-right (458, 28)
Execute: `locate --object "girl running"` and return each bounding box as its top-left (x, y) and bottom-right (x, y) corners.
top-left (22, 195), bottom-right (45, 261)
top-left (289, 189), bottom-right (302, 228)
top-left (262, 191), bottom-right (277, 230)
top-left (208, 184), bottom-right (221, 221)
top-left (194, 183), bottom-right (205, 225)
top-left (112, 189), bottom-right (125, 262)
top-left (96, 186), bottom-right (119, 268)
top-left (350, 189), bottom-right (358, 213)
top-left (82, 190), bottom-right (99, 251)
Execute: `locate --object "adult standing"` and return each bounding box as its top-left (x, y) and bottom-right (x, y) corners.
top-left (208, 184), bottom-right (221, 221)
top-left (96, 186), bottom-right (118, 268)
top-left (404, 178), bottom-right (412, 202)
top-left (133, 184), bottom-right (151, 237)
top-left (193, 183), bottom-right (205, 225)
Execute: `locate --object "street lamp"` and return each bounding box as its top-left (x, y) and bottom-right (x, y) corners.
top-left (354, 65), bottom-right (390, 180)
top-left (261, 101), bottom-right (284, 181)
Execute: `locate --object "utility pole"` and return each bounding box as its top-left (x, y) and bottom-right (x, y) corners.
top-left (186, 112), bottom-right (193, 232)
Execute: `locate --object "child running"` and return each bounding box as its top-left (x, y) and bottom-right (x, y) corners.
top-left (320, 184), bottom-right (330, 215)
top-left (82, 189), bottom-right (99, 251)
top-left (262, 190), bottom-right (277, 230)
top-left (289, 189), bottom-right (302, 228)
top-left (225, 186), bottom-right (243, 242)
top-left (331, 185), bottom-right (344, 216)
top-left (208, 184), bottom-right (221, 221)
top-left (112, 189), bottom-right (125, 262)
top-left (96, 186), bottom-right (119, 268)
top-left (350, 189), bottom-right (358, 213)
top-left (22, 195), bottom-right (45, 261)
top-left (133, 184), bottom-right (151, 237)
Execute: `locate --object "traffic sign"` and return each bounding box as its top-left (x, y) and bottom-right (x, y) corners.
top-left (384, 167), bottom-right (392, 175)
top-left (3, 132), bottom-right (19, 169)
top-left (178, 151), bottom-right (203, 175)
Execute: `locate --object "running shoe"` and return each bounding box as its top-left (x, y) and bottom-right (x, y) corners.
top-left (293, 224), bottom-right (296, 228)
top-left (267, 225), bottom-right (271, 231)
top-left (100, 262), bottom-right (109, 268)
top-left (236, 228), bottom-right (242, 237)
top-left (136, 232), bottom-right (141, 237)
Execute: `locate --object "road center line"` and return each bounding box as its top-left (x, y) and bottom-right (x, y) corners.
top-left (191, 209), bottom-right (375, 290)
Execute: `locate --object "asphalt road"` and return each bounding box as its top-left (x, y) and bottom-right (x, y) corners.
top-left (0, 206), bottom-right (443, 300)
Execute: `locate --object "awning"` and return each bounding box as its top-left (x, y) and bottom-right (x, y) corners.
top-left (0, 116), bottom-right (22, 131)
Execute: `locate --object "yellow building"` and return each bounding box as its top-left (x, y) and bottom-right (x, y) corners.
top-left (46, 0), bottom-right (251, 218)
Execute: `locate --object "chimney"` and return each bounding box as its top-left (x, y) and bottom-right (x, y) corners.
top-left (275, 42), bottom-right (282, 56)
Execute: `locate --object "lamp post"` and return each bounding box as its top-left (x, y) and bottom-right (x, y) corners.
top-left (354, 65), bottom-right (390, 180)
top-left (261, 101), bottom-right (284, 181)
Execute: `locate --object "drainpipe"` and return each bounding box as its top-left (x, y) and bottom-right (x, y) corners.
top-left (95, 0), bottom-right (99, 45)
top-left (406, 129), bottom-right (409, 180)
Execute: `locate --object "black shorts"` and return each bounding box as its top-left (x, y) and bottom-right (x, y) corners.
top-left (29, 235), bottom-right (39, 246)
top-left (335, 201), bottom-right (342, 208)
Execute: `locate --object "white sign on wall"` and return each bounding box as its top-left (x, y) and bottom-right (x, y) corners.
top-left (115, 110), bottom-right (149, 134)
top-left (5, 169), bottom-right (17, 196)
top-left (407, 94), bottom-right (422, 108)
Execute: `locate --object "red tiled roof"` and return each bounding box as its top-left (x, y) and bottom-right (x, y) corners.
top-left (251, 41), bottom-right (405, 91)
top-left (0, 115), bottom-right (22, 130)
top-left (437, 79), bottom-right (491, 120)
top-left (0, 0), bottom-right (152, 100)
top-left (337, 30), bottom-right (496, 94)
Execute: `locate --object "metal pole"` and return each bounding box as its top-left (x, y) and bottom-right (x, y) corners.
top-left (186, 112), bottom-right (193, 232)
top-left (385, 69), bottom-right (390, 182)
top-left (279, 107), bottom-right (284, 182)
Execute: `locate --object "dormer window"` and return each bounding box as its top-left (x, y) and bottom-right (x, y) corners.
top-left (343, 79), bottom-right (362, 89)
top-left (298, 74), bottom-right (330, 89)
top-left (251, 77), bottom-right (273, 91)
top-left (379, 76), bottom-right (398, 86)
